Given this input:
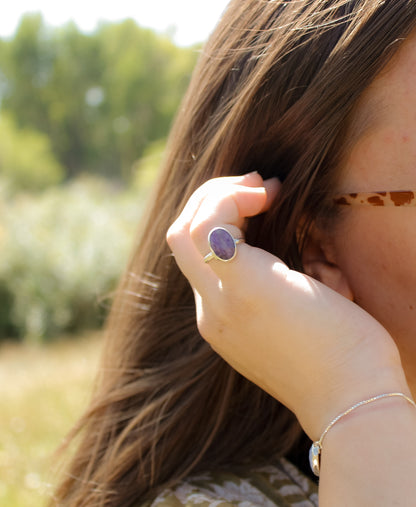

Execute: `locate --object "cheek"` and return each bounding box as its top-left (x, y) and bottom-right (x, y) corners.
top-left (333, 210), bottom-right (416, 338)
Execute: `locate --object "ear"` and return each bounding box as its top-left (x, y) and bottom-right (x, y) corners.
top-left (301, 222), bottom-right (354, 301)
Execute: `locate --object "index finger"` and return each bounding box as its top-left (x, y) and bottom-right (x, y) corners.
top-left (169, 172), bottom-right (265, 237)
top-left (167, 177), bottom-right (280, 294)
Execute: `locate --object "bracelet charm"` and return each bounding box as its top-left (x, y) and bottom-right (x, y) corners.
top-left (309, 442), bottom-right (321, 477)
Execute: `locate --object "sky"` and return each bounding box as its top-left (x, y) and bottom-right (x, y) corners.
top-left (0, 0), bottom-right (230, 47)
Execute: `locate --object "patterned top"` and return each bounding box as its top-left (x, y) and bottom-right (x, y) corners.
top-left (146, 459), bottom-right (319, 507)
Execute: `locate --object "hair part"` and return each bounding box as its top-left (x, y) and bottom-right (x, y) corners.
top-left (53, 1), bottom-right (416, 505)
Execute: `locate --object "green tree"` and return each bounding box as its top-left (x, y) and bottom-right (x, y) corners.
top-left (43, 23), bottom-right (103, 177)
top-left (0, 14), bottom-right (199, 183)
top-left (95, 20), bottom-right (198, 180)
top-left (0, 113), bottom-right (64, 190)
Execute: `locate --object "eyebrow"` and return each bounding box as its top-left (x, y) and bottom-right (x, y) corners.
top-left (334, 190), bottom-right (416, 206)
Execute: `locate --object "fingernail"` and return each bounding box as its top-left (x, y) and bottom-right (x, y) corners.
top-left (265, 176), bottom-right (281, 183)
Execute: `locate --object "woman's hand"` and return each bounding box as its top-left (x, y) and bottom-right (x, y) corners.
top-left (167, 172), bottom-right (409, 441)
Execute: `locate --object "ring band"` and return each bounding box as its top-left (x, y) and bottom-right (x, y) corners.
top-left (204, 227), bottom-right (244, 263)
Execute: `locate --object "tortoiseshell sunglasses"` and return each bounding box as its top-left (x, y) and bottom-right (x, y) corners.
top-left (334, 191), bottom-right (416, 207)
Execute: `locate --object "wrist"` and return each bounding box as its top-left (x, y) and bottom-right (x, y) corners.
top-left (298, 345), bottom-right (410, 441)
top-left (318, 395), bottom-right (416, 505)
top-left (309, 392), bottom-right (416, 476)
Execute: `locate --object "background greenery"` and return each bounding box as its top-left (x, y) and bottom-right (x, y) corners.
top-left (0, 13), bottom-right (199, 343)
top-left (0, 13), bottom-right (198, 183)
top-left (0, 15), bottom-right (199, 504)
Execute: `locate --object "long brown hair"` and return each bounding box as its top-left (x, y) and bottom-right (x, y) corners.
top-left (53, 1), bottom-right (416, 505)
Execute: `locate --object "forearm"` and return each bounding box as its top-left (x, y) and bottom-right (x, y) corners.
top-left (319, 398), bottom-right (416, 506)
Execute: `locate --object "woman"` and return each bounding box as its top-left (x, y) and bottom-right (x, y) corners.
top-left (54, 1), bottom-right (416, 505)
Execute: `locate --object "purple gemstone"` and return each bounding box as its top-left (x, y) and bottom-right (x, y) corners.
top-left (208, 228), bottom-right (236, 261)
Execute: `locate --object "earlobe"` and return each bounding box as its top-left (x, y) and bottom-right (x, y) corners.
top-left (301, 223), bottom-right (354, 301)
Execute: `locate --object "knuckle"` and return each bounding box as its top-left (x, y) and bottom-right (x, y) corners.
top-left (166, 221), bottom-right (185, 249)
top-left (189, 220), bottom-right (210, 246)
top-left (165, 224), bottom-right (176, 248)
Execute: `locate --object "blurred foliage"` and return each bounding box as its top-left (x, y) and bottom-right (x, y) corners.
top-left (0, 113), bottom-right (64, 190)
top-left (131, 137), bottom-right (166, 192)
top-left (0, 14), bottom-right (194, 342)
top-left (0, 14), bottom-right (198, 183)
top-left (0, 176), bottom-right (144, 342)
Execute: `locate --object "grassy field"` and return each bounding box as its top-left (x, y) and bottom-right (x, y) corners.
top-left (0, 332), bottom-right (103, 506)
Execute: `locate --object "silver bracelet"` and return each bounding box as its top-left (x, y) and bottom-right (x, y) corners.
top-left (309, 392), bottom-right (416, 477)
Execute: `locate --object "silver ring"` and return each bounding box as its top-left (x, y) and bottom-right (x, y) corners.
top-left (204, 227), bottom-right (244, 263)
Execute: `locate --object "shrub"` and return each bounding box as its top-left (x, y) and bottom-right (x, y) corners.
top-left (0, 175), bottom-right (143, 342)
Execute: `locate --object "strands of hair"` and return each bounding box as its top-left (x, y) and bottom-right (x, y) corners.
top-left (52, 1), bottom-right (416, 506)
